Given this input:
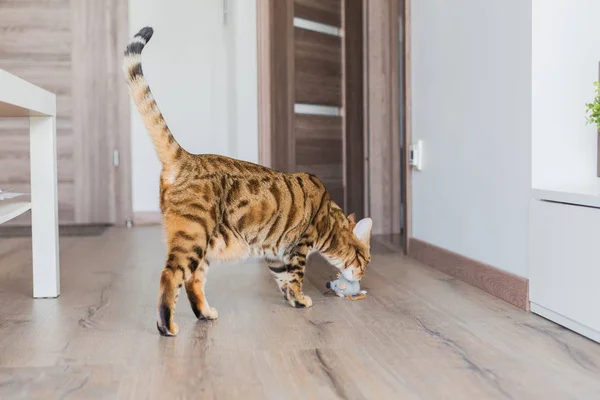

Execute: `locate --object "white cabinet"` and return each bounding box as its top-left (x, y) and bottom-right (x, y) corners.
top-left (530, 198), bottom-right (600, 342)
top-left (529, 0), bottom-right (600, 343)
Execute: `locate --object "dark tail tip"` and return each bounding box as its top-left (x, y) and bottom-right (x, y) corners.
top-left (135, 26), bottom-right (154, 42)
top-left (125, 27), bottom-right (154, 57)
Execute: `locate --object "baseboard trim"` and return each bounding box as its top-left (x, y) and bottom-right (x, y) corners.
top-left (408, 238), bottom-right (529, 310)
top-left (133, 212), bottom-right (162, 226)
top-left (531, 302), bottom-right (600, 343)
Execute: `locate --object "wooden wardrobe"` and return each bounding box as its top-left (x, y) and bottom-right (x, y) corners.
top-left (0, 0), bottom-right (131, 226)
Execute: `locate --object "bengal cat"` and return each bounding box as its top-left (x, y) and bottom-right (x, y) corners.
top-left (124, 27), bottom-right (373, 336)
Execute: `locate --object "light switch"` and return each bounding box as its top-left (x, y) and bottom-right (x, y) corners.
top-left (409, 140), bottom-right (423, 171)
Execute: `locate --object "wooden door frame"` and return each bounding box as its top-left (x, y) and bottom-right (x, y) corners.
top-left (256, 0), bottom-right (410, 251)
top-left (113, 0), bottom-right (133, 227)
top-left (257, 0), bottom-right (295, 173)
top-left (401, 0), bottom-right (412, 253)
top-left (366, 0), bottom-right (411, 252)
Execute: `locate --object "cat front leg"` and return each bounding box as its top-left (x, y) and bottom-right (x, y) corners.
top-left (268, 252), bottom-right (312, 308)
top-left (286, 253), bottom-right (312, 308)
top-left (267, 259), bottom-right (290, 297)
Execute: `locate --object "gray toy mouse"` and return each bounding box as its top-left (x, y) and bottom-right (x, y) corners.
top-left (325, 273), bottom-right (367, 301)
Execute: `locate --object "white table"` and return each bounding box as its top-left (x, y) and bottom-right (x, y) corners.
top-left (0, 69), bottom-right (60, 298)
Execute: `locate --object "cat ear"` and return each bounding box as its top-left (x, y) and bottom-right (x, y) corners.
top-left (347, 213), bottom-right (356, 223)
top-left (353, 218), bottom-right (372, 244)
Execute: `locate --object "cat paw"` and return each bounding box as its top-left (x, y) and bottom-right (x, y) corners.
top-left (290, 295), bottom-right (313, 309)
top-left (156, 321), bottom-right (179, 336)
top-left (201, 307), bottom-right (219, 320)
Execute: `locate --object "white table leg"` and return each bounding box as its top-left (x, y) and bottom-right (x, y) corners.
top-left (30, 116), bottom-right (60, 298)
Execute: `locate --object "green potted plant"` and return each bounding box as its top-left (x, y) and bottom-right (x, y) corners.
top-left (585, 80), bottom-right (600, 177)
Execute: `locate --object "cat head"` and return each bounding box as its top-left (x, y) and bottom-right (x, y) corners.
top-left (320, 206), bottom-right (372, 281)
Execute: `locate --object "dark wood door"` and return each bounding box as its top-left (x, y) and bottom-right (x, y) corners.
top-left (262, 0), bottom-right (365, 218)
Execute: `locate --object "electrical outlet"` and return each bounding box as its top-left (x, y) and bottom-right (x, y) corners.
top-left (409, 140), bottom-right (423, 171)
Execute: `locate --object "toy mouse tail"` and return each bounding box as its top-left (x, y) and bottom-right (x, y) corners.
top-left (347, 292), bottom-right (367, 301)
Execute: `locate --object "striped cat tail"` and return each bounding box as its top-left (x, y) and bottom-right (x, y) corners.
top-left (123, 27), bottom-right (183, 166)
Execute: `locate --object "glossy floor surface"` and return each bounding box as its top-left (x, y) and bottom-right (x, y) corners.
top-left (0, 227), bottom-right (599, 399)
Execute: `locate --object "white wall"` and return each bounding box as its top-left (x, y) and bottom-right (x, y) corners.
top-left (410, 0), bottom-right (532, 277)
top-left (231, 0), bottom-right (259, 164)
top-left (532, 0), bottom-right (600, 196)
top-left (129, 0), bottom-right (258, 212)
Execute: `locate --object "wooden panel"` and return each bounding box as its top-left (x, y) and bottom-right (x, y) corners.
top-left (4, 182), bottom-right (76, 225)
top-left (71, 0), bottom-right (109, 223)
top-left (0, 8), bottom-right (71, 30)
top-left (259, 0), bottom-right (359, 211)
top-left (0, 59), bottom-right (73, 118)
top-left (0, 0), bottom-right (74, 226)
top-left (294, 27), bottom-right (342, 106)
top-left (389, 0), bottom-right (401, 234)
top-left (108, 0), bottom-right (132, 225)
top-left (409, 238), bottom-right (530, 310)
top-left (342, 0), bottom-right (365, 218)
top-left (295, 114), bottom-right (343, 206)
top-left (366, 0), bottom-right (402, 235)
top-left (0, 30), bottom-right (71, 57)
top-left (0, 0), bottom-right (127, 226)
top-left (257, 0), bottom-right (273, 168)
top-left (0, 0), bottom-right (70, 7)
top-left (269, 0), bottom-right (295, 172)
top-left (294, 0), bottom-right (341, 27)
top-left (295, 114), bottom-right (342, 140)
top-left (295, 164), bottom-right (342, 183)
top-left (323, 181), bottom-right (344, 207)
top-left (402, 0), bottom-right (412, 252)
top-left (296, 140), bottom-right (342, 165)
top-left (0, 129), bottom-right (73, 183)
top-left (71, 0), bottom-right (127, 224)
top-left (0, 59), bottom-right (71, 97)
